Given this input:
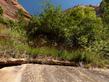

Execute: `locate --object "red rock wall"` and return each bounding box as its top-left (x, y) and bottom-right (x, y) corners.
top-left (0, 0), bottom-right (30, 20)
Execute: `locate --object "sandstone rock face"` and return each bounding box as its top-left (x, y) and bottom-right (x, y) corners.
top-left (0, 64), bottom-right (109, 82)
top-left (0, 0), bottom-right (30, 20)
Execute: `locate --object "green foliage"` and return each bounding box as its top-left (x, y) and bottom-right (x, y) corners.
top-left (27, 5), bottom-right (67, 47)
top-left (100, 0), bottom-right (109, 24)
top-left (24, 3), bottom-right (108, 66)
top-left (0, 6), bottom-right (3, 16)
top-left (8, 9), bottom-right (27, 37)
top-left (14, 43), bottom-right (106, 66)
top-left (17, 9), bottom-right (25, 19)
top-left (27, 5), bottom-right (104, 50)
top-left (66, 6), bottom-right (104, 48)
top-left (0, 17), bottom-right (14, 27)
top-left (0, 6), bottom-right (16, 27)
top-left (0, 2), bottom-right (108, 66)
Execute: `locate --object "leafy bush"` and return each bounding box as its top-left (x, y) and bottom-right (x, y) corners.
top-left (100, 0), bottom-right (109, 24)
top-left (0, 6), bottom-right (3, 16)
top-left (27, 5), bottom-right (104, 50)
top-left (24, 4), bottom-right (109, 66)
top-left (67, 6), bottom-right (104, 48)
top-left (27, 5), bottom-right (67, 47)
top-left (0, 2), bottom-right (108, 66)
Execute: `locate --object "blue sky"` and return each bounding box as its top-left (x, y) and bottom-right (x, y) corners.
top-left (18, 0), bottom-right (102, 15)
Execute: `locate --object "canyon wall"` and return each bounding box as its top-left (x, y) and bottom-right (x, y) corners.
top-left (0, 0), bottom-right (30, 20)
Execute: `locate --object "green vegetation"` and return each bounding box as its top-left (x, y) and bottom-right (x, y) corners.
top-left (0, 1), bottom-right (109, 67)
top-left (27, 6), bottom-right (104, 49)
top-left (100, 0), bottom-right (109, 24)
top-left (0, 6), bottom-right (3, 15)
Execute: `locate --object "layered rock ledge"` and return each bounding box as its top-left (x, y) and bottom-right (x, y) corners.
top-left (0, 0), bottom-right (30, 20)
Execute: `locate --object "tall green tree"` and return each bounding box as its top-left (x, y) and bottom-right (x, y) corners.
top-left (65, 6), bottom-right (104, 48)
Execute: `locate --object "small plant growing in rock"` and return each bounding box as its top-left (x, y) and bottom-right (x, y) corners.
top-left (0, 6), bottom-right (3, 16)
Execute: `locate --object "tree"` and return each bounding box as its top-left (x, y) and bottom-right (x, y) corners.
top-left (26, 5), bottom-right (104, 50)
top-left (100, 0), bottom-right (109, 24)
top-left (26, 4), bottom-right (68, 47)
top-left (65, 6), bottom-right (104, 48)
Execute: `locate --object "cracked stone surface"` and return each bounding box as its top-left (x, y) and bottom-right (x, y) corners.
top-left (0, 64), bottom-right (109, 82)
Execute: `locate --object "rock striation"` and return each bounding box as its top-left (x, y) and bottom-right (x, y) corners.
top-left (0, 64), bottom-right (109, 82)
top-left (0, 0), bottom-right (30, 20)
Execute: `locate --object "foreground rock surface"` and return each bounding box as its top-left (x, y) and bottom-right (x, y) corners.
top-left (0, 64), bottom-right (109, 82)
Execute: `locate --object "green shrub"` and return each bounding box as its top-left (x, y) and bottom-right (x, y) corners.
top-left (0, 6), bottom-right (3, 16)
top-left (100, 0), bottom-right (109, 24)
top-left (0, 2), bottom-right (107, 66)
top-left (26, 5), bottom-right (67, 47)
top-left (66, 6), bottom-right (104, 48)
top-left (27, 5), bottom-right (104, 50)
